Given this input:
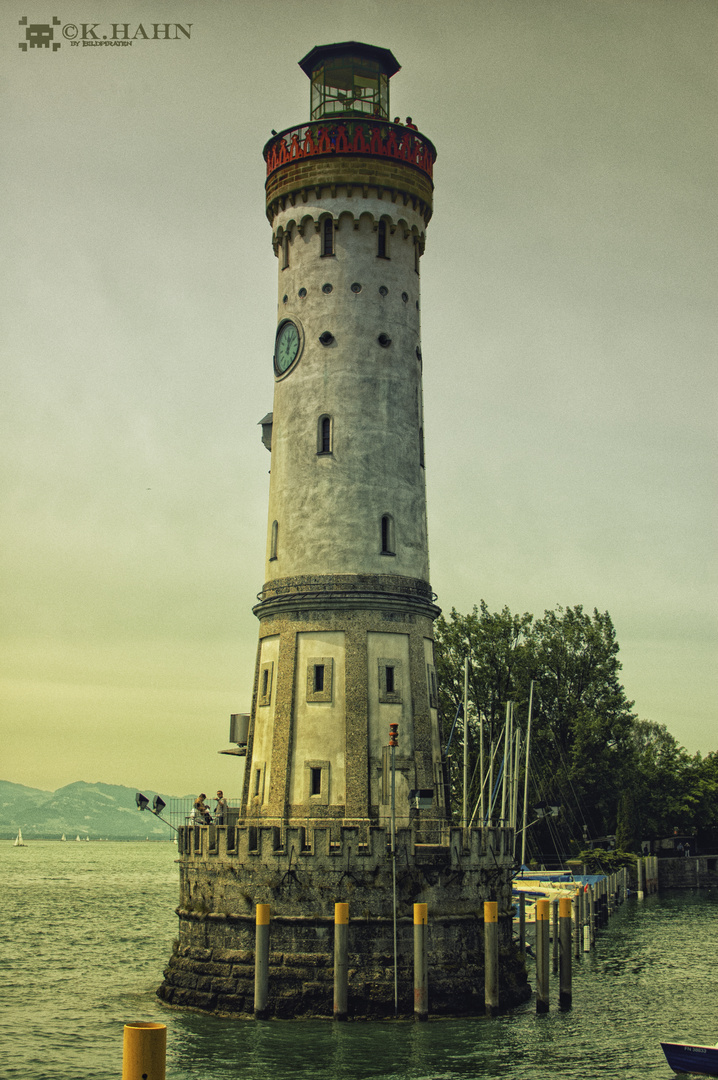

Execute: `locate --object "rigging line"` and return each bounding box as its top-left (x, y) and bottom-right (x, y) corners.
top-left (541, 722), bottom-right (590, 836)
top-left (468, 735), bottom-right (504, 827)
top-left (444, 699), bottom-right (464, 756)
top-left (544, 712), bottom-right (593, 820)
top-left (526, 744), bottom-right (570, 865)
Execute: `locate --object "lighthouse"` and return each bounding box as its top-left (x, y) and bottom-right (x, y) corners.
top-left (242, 41), bottom-right (443, 833)
top-left (159, 44), bottom-right (527, 1019)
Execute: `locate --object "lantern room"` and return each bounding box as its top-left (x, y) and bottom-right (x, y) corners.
top-left (299, 41), bottom-right (401, 121)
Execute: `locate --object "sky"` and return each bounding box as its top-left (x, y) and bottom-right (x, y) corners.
top-left (2, 0), bottom-right (716, 797)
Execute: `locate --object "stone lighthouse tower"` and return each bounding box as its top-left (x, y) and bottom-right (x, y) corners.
top-left (243, 41), bottom-right (443, 834)
top-left (159, 43), bottom-right (525, 1019)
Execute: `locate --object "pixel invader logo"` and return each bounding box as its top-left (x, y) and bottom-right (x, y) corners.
top-left (19, 16), bottom-right (62, 51)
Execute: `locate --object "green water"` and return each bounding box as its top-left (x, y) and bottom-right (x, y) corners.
top-left (2, 841), bottom-right (715, 1078)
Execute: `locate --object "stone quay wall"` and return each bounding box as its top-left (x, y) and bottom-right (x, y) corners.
top-left (157, 823), bottom-right (530, 1018)
top-left (657, 854), bottom-right (718, 889)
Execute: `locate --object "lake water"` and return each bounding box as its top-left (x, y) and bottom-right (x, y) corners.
top-left (2, 841), bottom-right (716, 1079)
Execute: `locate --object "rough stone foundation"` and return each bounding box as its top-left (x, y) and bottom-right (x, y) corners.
top-left (157, 823), bottom-right (531, 1018)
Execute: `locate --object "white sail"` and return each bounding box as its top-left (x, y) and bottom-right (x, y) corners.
top-left (14, 829), bottom-right (26, 847)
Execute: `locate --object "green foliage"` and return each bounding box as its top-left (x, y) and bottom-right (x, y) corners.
top-left (575, 848), bottom-right (637, 873)
top-left (434, 602), bottom-right (709, 862)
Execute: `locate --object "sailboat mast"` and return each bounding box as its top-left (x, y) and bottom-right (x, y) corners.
top-left (521, 681), bottom-right (534, 867)
top-left (462, 656), bottom-right (469, 829)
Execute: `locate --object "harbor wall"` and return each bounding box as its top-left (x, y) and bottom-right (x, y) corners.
top-left (657, 855), bottom-right (718, 890)
top-left (157, 823), bottom-right (530, 1017)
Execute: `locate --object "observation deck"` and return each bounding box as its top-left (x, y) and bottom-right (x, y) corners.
top-left (263, 119), bottom-right (436, 184)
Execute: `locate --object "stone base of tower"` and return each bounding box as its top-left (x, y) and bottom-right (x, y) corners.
top-left (156, 823), bottom-right (530, 1018)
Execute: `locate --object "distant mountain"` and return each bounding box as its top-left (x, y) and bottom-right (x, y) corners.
top-left (0, 780), bottom-right (193, 840)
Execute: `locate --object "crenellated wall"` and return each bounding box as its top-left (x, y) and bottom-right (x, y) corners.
top-left (157, 823), bottom-right (531, 1018)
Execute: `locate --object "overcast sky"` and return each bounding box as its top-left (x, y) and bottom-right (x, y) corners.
top-left (2, 0), bottom-right (715, 797)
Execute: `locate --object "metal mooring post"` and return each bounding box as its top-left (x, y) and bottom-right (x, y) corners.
top-left (558, 896), bottom-right (572, 1010)
top-left (122, 1022), bottom-right (166, 1080)
top-left (334, 902), bottom-right (349, 1020)
top-left (484, 900), bottom-right (499, 1016)
top-left (389, 722), bottom-right (399, 1018)
top-left (552, 898), bottom-right (559, 972)
top-left (413, 903), bottom-right (429, 1021)
top-left (536, 898), bottom-right (550, 1013)
top-left (254, 904), bottom-right (270, 1019)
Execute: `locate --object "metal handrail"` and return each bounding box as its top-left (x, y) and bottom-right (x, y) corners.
top-left (263, 119), bottom-right (436, 182)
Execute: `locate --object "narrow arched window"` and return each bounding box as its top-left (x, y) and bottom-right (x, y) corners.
top-left (381, 514), bottom-right (395, 555)
top-left (377, 219), bottom-right (388, 259)
top-left (317, 414), bottom-right (332, 455)
top-left (414, 237), bottom-right (420, 274)
top-left (322, 217), bottom-right (334, 257)
top-left (270, 519), bottom-right (278, 560)
top-left (281, 233), bottom-right (289, 269)
top-left (419, 427), bottom-right (425, 468)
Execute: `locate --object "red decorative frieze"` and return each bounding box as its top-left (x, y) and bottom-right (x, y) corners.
top-left (264, 120), bottom-right (436, 182)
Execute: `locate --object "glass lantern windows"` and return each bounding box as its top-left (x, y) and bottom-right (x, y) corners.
top-left (310, 58), bottom-right (389, 120)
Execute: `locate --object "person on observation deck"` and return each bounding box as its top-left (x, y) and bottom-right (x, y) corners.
top-left (214, 791), bottom-right (228, 825)
top-left (193, 793), bottom-right (211, 824)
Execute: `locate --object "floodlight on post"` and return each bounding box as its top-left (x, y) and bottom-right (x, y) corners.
top-left (134, 791), bottom-right (178, 833)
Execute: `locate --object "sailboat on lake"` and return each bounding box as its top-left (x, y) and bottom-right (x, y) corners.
top-left (14, 829), bottom-right (26, 847)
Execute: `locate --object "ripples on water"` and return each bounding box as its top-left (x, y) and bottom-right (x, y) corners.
top-left (1, 842), bottom-right (715, 1079)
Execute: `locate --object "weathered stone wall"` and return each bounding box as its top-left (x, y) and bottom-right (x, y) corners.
top-left (657, 855), bottom-right (718, 889)
top-left (157, 823), bottom-right (530, 1018)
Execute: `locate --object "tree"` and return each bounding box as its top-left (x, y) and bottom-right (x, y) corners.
top-left (625, 720), bottom-right (692, 838)
top-left (434, 603), bottom-right (637, 858)
top-left (434, 603), bottom-right (533, 819)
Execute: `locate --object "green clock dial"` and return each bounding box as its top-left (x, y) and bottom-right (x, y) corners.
top-left (275, 319), bottom-right (301, 375)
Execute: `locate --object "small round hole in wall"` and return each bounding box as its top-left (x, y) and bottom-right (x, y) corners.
top-left (350, 282), bottom-right (362, 293)
top-left (401, 292), bottom-right (409, 303)
top-left (319, 331), bottom-right (334, 346)
top-left (379, 286), bottom-right (388, 297)
top-left (298, 287), bottom-right (307, 298)
top-left (378, 333), bottom-right (392, 348)
top-left (322, 283), bottom-right (333, 294)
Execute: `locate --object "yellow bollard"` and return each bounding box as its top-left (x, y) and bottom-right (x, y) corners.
top-left (535, 898), bottom-right (550, 1013)
top-left (413, 903), bottom-right (429, 1021)
top-left (484, 901), bottom-right (499, 1017)
top-left (122, 1022), bottom-right (166, 1080)
top-left (558, 896), bottom-right (572, 1010)
top-left (334, 902), bottom-right (349, 1021)
top-left (254, 903), bottom-right (271, 1019)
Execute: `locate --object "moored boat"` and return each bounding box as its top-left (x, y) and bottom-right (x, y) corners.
top-left (512, 876), bottom-right (581, 923)
top-left (661, 1041), bottom-right (718, 1076)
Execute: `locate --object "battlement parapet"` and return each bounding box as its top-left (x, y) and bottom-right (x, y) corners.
top-left (178, 821), bottom-right (514, 869)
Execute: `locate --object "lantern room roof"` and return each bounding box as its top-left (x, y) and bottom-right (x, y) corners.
top-left (298, 41), bottom-right (401, 79)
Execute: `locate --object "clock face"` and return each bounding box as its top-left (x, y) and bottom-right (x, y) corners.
top-left (274, 319), bottom-right (301, 375)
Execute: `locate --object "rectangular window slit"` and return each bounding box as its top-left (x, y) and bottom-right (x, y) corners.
top-left (310, 767), bottom-right (322, 796)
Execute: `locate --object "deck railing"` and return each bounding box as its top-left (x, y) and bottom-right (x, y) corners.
top-left (263, 119), bottom-right (436, 182)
